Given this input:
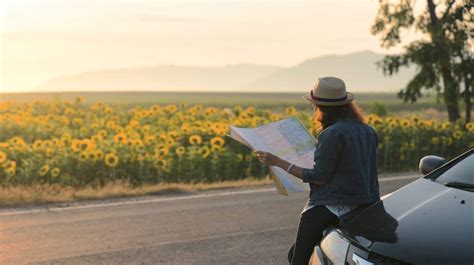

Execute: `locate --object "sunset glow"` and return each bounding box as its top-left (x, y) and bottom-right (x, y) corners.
top-left (0, 0), bottom-right (421, 92)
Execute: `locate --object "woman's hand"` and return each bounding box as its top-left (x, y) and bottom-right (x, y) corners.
top-left (254, 150), bottom-right (281, 166)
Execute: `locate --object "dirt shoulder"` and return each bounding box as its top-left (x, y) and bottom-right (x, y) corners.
top-left (0, 171), bottom-right (419, 209)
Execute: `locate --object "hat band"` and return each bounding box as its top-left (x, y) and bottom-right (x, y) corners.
top-left (310, 90), bottom-right (347, 102)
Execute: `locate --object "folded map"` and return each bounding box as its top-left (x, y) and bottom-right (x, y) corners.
top-left (226, 116), bottom-right (317, 195)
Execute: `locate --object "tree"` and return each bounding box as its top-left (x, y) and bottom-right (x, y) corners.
top-left (371, 0), bottom-right (472, 124)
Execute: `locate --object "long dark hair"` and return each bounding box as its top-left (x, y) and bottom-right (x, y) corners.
top-left (315, 102), bottom-right (366, 130)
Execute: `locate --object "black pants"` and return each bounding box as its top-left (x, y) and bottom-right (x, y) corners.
top-left (287, 205), bottom-right (339, 265)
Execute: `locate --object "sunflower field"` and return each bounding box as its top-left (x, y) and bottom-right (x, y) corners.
top-left (0, 97), bottom-right (472, 187)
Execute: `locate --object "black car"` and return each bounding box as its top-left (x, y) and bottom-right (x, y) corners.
top-left (311, 148), bottom-right (474, 265)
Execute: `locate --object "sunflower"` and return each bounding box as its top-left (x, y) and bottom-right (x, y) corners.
top-left (33, 140), bottom-right (44, 150)
top-left (189, 135), bottom-right (202, 145)
top-left (400, 119), bottom-right (411, 127)
top-left (388, 122), bottom-right (397, 130)
top-left (372, 117), bottom-right (383, 126)
top-left (150, 104), bottom-right (161, 112)
top-left (79, 151), bottom-right (89, 162)
top-left (210, 136), bottom-right (225, 147)
top-left (246, 106), bottom-right (255, 114)
top-left (188, 108), bottom-right (198, 116)
top-left (153, 159), bottom-right (168, 169)
top-left (106, 120), bottom-right (116, 129)
top-left (129, 119), bottom-right (139, 128)
top-left (285, 106), bottom-right (297, 115)
top-left (130, 138), bottom-right (141, 147)
top-left (154, 146), bottom-right (170, 157)
top-left (61, 133), bottom-right (72, 146)
top-left (43, 140), bottom-right (53, 148)
top-left (51, 138), bottom-right (60, 146)
top-left (210, 122), bottom-right (225, 134)
top-left (166, 138), bottom-right (175, 146)
top-left (443, 137), bottom-right (453, 146)
top-left (164, 104), bottom-right (177, 113)
top-left (425, 120), bottom-right (435, 127)
top-left (158, 133), bottom-right (167, 141)
top-left (38, 164), bottom-right (50, 177)
top-left (181, 127), bottom-right (191, 134)
top-left (59, 116), bottom-right (70, 126)
top-left (4, 160), bottom-right (16, 169)
top-left (72, 118), bottom-right (83, 126)
top-left (168, 130), bottom-right (178, 138)
top-left (180, 123), bottom-right (191, 134)
top-left (113, 133), bottom-right (128, 145)
top-left (175, 146), bottom-right (185, 157)
top-left (410, 116), bottom-right (419, 123)
top-left (104, 153), bottom-right (119, 167)
top-left (452, 130), bottom-right (463, 140)
top-left (446, 137), bottom-right (453, 146)
top-left (210, 145), bottom-right (222, 153)
top-left (0, 151), bottom-right (6, 164)
top-left (204, 107), bottom-right (217, 116)
top-left (51, 167), bottom-right (61, 178)
top-left (198, 146), bottom-right (211, 159)
top-left (45, 147), bottom-right (54, 157)
top-left (431, 137), bottom-right (439, 145)
top-left (80, 139), bottom-right (96, 152)
top-left (467, 122), bottom-right (474, 132)
top-left (98, 130), bottom-right (108, 138)
top-left (4, 167), bottom-right (15, 177)
top-left (144, 135), bottom-right (155, 145)
top-left (142, 124), bottom-right (152, 134)
top-left (11, 136), bottom-right (26, 147)
top-left (91, 134), bottom-right (104, 143)
top-left (115, 126), bottom-right (125, 134)
top-left (71, 139), bottom-right (81, 152)
top-left (64, 107), bottom-right (74, 115)
top-left (94, 150), bottom-right (104, 161)
top-left (104, 106), bottom-right (113, 114)
top-left (88, 152), bottom-right (97, 161)
top-left (269, 114), bottom-right (279, 121)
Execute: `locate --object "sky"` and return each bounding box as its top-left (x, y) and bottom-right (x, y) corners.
top-left (0, 0), bottom-right (421, 92)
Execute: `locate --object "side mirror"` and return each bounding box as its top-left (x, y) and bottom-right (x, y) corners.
top-left (419, 155), bottom-right (446, 175)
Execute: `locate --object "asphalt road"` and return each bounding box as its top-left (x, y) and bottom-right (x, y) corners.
top-left (0, 174), bottom-right (420, 265)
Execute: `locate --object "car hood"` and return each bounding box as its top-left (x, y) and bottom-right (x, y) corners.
top-left (338, 177), bottom-right (474, 265)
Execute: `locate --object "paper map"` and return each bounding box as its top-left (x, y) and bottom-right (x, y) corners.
top-left (226, 116), bottom-right (317, 195)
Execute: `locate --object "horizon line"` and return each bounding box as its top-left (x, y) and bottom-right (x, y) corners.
top-left (0, 89), bottom-right (399, 95)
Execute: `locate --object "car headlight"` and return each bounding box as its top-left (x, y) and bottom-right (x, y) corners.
top-left (351, 253), bottom-right (375, 265)
top-left (320, 230), bottom-right (351, 265)
top-left (348, 243), bottom-right (375, 264)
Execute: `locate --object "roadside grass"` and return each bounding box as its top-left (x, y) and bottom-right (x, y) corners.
top-left (0, 171), bottom-right (419, 207)
top-left (0, 177), bottom-right (273, 207)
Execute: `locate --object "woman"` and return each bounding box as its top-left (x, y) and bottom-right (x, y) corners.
top-left (255, 76), bottom-right (380, 265)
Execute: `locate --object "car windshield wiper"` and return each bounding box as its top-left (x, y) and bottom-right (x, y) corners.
top-left (444, 181), bottom-right (474, 190)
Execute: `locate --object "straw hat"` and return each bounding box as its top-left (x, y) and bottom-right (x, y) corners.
top-left (302, 76), bottom-right (354, 106)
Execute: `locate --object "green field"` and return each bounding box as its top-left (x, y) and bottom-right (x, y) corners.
top-left (0, 91), bottom-right (449, 117)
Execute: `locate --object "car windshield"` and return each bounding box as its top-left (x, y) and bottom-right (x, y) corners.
top-left (434, 153), bottom-right (473, 187)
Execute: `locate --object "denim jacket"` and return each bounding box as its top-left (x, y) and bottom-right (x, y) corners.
top-left (301, 119), bottom-right (380, 206)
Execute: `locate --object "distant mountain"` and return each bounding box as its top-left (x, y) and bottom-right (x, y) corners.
top-left (36, 50), bottom-right (415, 92)
top-left (249, 50), bottom-right (415, 92)
top-left (36, 64), bottom-right (281, 91)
